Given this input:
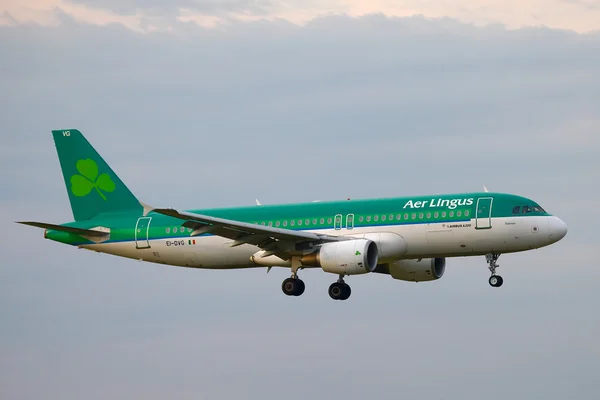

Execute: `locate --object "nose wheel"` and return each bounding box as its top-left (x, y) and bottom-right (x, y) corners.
top-left (489, 275), bottom-right (503, 287)
top-left (486, 253), bottom-right (503, 287)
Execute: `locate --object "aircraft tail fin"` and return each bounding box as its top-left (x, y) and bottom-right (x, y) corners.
top-left (52, 129), bottom-right (142, 221)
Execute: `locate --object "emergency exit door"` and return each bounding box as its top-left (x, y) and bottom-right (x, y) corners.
top-left (475, 198), bottom-right (493, 229)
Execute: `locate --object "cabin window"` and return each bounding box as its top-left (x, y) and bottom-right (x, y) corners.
top-left (404, 213), bottom-right (409, 220)
top-left (374, 215), bottom-right (379, 222)
top-left (441, 211), bottom-right (447, 218)
top-left (382, 215), bottom-right (387, 221)
top-left (434, 212), bottom-right (439, 218)
top-left (305, 219), bottom-right (310, 225)
top-left (522, 206), bottom-right (532, 214)
top-left (512, 206), bottom-right (521, 214)
top-left (268, 221), bottom-right (273, 227)
top-left (389, 214), bottom-right (394, 220)
top-left (426, 212), bottom-right (431, 218)
top-left (366, 216), bottom-right (372, 222)
top-left (320, 218), bottom-right (325, 224)
top-left (396, 214), bottom-right (401, 220)
top-left (166, 228), bottom-right (170, 234)
top-left (298, 220), bottom-right (303, 226)
top-left (464, 210), bottom-right (470, 217)
top-left (419, 213), bottom-right (424, 219)
top-left (327, 217), bottom-right (332, 224)
top-left (457, 211), bottom-right (462, 217)
top-left (261, 222), bottom-right (265, 226)
top-left (449, 211), bottom-right (454, 217)
top-left (283, 220), bottom-right (288, 227)
top-left (290, 220), bottom-right (295, 226)
top-left (180, 227), bottom-right (185, 233)
top-left (411, 213), bottom-right (416, 220)
top-left (359, 216), bottom-right (364, 222)
top-left (276, 221), bottom-right (280, 227)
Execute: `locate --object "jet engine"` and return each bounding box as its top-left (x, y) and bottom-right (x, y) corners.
top-left (301, 239), bottom-right (378, 275)
top-left (381, 258), bottom-right (446, 282)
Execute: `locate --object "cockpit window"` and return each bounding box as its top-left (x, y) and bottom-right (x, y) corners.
top-left (512, 206), bottom-right (521, 214)
top-left (522, 206), bottom-right (532, 213)
top-left (533, 206), bottom-right (545, 213)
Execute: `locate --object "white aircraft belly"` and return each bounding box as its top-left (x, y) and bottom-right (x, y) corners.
top-left (82, 215), bottom-right (553, 269)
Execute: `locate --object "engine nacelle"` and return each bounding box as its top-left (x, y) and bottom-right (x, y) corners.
top-left (301, 239), bottom-right (378, 275)
top-left (387, 258), bottom-right (446, 282)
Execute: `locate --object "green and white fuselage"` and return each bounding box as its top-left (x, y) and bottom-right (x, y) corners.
top-left (20, 130), bottom-right (568, 300)
top-left (47, 194), bottom-right (565, 267)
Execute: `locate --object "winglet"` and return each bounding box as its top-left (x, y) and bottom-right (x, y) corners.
top-left (256, 199), bottom-right (262, 206)
top-left (483, 185), bottom-right (489, 193)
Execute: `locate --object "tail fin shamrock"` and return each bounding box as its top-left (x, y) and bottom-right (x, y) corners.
top-left (52, 129), bottom-right (143, 221)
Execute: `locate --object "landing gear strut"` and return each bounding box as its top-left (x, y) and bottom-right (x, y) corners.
top-left (328, 275), bottom-right (351, 300)
top-left (281, 256), bottom-right (305, 297)
top-left (486, 253), bottom-right (503, 287)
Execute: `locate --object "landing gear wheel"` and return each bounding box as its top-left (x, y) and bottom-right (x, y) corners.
top-left (295, 279), bottom-right (305, 296)
top-left (328, 282), bottom-right (351, 300)
top-left (485, 253), bottom-right (503, 288)
top-left (489, 275), bottom-right (503, 287)
top-left (341, 283), bottom-right (351, 300)
top-left (282, 278), bottom-right (305, 296)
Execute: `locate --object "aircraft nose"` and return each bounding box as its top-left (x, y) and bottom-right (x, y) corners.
top-left (548, 216), bottom-right (568, 243)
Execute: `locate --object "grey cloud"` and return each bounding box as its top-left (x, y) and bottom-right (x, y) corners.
top-left (1, 13), bottom-right (600, 400)
top-left (64, 0), bottom-right (275, 16)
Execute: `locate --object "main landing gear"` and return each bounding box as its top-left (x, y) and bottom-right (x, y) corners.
top-left (328, 275), bottom-right (351, 301)
top-left (486, 253), bottom-right (503, 288)
top-left (280, 258), bottom-right (352, 300)
top-left (281, 277), bottom-right (305, 296)
top-left (281, 257), bottom-right (305, 296)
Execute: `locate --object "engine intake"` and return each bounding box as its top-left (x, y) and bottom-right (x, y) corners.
top-left (301, 239), bottom-right (378, 275)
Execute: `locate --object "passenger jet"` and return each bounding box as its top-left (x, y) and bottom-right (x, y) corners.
top-left (18, 130), bottom-right (568, 300)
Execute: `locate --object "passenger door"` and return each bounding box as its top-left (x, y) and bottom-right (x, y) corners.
top-left (135, 217), bottom-right (152, 249)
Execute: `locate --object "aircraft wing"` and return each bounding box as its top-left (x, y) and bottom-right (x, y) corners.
top-left (152, 208), bottom-right (345, 259)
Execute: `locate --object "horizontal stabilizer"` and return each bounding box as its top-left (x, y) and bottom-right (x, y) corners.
top-left (17, 221), bottom-right (110, 242)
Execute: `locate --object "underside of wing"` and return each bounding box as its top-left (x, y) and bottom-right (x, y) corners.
top-left (152, 208), bottom-right (345, 259)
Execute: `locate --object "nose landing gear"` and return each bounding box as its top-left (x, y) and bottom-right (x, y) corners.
top-left (486, 253), bottom-right (503, 287)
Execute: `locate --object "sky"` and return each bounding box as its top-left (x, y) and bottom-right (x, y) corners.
top-left (3, 0), bottom-right (600, 32)
top-left (1, 1), bottom-right (600, 399)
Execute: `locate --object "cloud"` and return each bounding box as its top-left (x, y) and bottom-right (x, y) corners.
top-left (1, 15), bottom-right (600, 400)
top-left (65, 0), bottom-right (276, 16)
top-left (3, 0), bottom-right (600, 32)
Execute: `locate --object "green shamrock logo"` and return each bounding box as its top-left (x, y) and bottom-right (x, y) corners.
top-left (70, 159), bottom-right (115, 201)
top-left (355, 250), bottom-right (361, 256)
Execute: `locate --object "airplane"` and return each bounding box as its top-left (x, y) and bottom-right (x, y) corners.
top-left (18, 129), bottom-right (568, 300)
